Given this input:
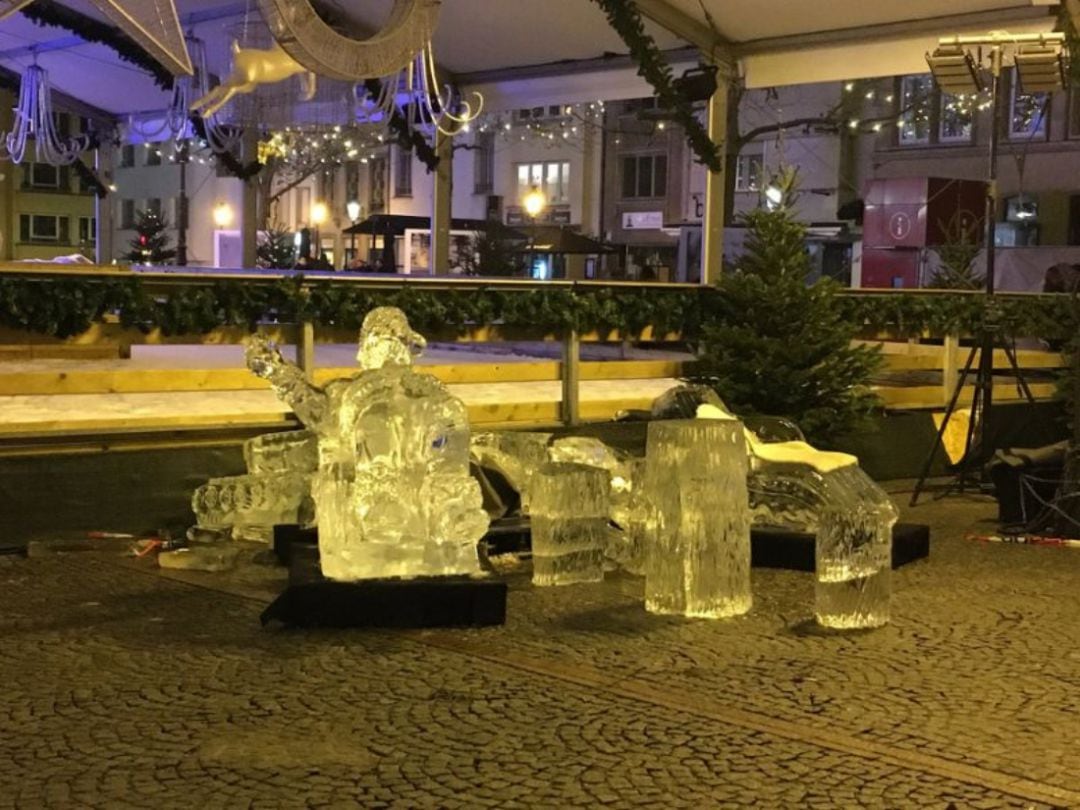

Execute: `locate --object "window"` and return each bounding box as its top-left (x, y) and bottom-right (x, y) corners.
top-left (145, 144), bottom-right (162, 166)
top-left (78, 216), bottom-right (97, 245)
top-left (19, 214), bottom-right (65, 243)
top-left (516, 105), bottom-right (568, 121)
top-left (474, 131), bottom-right (495, 194)
top-left (145, 197), bottom-right (162, 220)
top-left (393, 146), bottom-right (412, 197)
top-left (1010, 70), bottom-right (1049, 140)
top-left (516, 160), bottom-right (570, 204)
top-left (28, 162), bottom-right (60, 188)
top-left (896, 74), bottom-right (974, 146)
top-left (623, 97), bottom-right (658, 114)
top-left (120, 199), bottom-right (135, 229)
top-left (120, 144), bottom-right (135, 168)
top-left (734, 153), bottom-right (763, 192)
top-left (898, 75), bottom-right (933, 145)
top-left (938, 91), bottom-right (974, 143)
top-left (621, 154), bottom-right (667, 198)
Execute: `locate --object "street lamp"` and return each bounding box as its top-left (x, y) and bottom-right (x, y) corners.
top-left (212, 202), bottom-right (234, 228)
top-left (522, 185), bottom-right (546, 278)
top-left (523, 186), bottom-right (546, 219)
top-left (346, 200), bottom-right (361, 267)
top-left (310, 201), bottom-right (328, 264)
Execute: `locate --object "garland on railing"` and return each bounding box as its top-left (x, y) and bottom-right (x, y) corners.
top-left (1, 272), bottom-right (1076, 344)
top-left (590, 0), bottom-right (722, 172)
top-left (0, 275), bottom-right (700, 340)
top-left (20, 0), bottom-right (174, 91)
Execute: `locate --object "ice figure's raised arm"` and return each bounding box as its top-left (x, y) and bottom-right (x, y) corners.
top-left (245, 335), bottom-right (329, 428)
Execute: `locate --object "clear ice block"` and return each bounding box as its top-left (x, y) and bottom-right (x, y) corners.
top-left (246, 307), bottom-right (489, 581)
top-left (470, 431), bottom-right (553, 513)
top-left (749, 462), bottom-right (897, 629)
top-left (643, 419), bottom-right (752, 619)
top-left (529, 462), bottom-right (609, 586)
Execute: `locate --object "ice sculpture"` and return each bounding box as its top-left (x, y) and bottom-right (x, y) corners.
top-left (192, 429), bottom-right (317, 542)
top-left (246, 307), bottom-right (489, 581)
top-left (643, 419), bottom-right (752, 618)
top-left (547, 436), bottom-right (644, 572)
top-left (530, 462), bottom-right (609, 586)
top-left (697, 403), bottom-right (897, 629)
top-left (470, 431), bottom-right (553, 513)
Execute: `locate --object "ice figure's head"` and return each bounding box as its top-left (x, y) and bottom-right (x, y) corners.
top-left (356, 306), bottom-right (427, 369)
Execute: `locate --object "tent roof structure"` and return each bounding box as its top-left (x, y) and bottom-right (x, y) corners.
top-left (0, 0), bottom-right (1063, 119)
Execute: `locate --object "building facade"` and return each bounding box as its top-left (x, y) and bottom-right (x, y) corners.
top-left (0, 93), bottom-right (99, 262)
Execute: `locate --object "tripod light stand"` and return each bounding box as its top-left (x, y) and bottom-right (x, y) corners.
top-left (910, 32), bottom-right (1066, 506)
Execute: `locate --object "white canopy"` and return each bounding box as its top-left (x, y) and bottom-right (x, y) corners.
top-left (0, 0), bottom-right (1062, 118)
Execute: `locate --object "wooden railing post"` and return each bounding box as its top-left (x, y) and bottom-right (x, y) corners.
top-left (298, 320), bottom-right (315, 382)
top-left (561, 327), bottom-right (581, 426)
top-left (942, 332), bottom-right (960, 406)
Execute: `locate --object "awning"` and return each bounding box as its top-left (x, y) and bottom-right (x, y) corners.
top-left (514, 225), bottom-right (617, 255)
top-left (343, 215), bottom-right (526, 239)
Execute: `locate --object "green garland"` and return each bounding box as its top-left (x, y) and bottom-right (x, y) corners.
top-left (0, 275), bottom-right (700, 340)
top-left (1, 272), bottom-right (1075, 344)
top-left (591, 0), bottom-right (722, 172)
top-left (21, 0), bottom-right (174, 90)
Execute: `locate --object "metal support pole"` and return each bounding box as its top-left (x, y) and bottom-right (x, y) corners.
top-left (176, 139), bottom-right (188, 267)
top-left (701, 72), bottom-right (729, 286)
top-left (241, 128), bottom-right (259, 269)
top-left (561, 327), bottom-right (581, 426)
top-left (93, 138), bottom-right (114, 265)
top-left (431, 131), bottom-right (452, 275)
top-left (971, 46), bottom-right (1002, 464)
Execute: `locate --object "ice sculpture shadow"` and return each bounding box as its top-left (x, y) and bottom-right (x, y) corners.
top-left (246, 307), bottom-right (489, 582)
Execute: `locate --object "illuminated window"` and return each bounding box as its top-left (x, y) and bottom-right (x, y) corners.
top-left (516, 161), bottom-right (570, 204)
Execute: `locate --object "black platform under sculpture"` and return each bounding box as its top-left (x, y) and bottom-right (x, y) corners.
top-left (262, 526), bottom-right (507, 629)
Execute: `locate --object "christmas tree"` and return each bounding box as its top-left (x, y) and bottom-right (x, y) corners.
top-left (466, 220), bottom-right (524, 277)
top-left (690, 177), bottom-right (881, 444)
top-left (125, 210), bottom-right (176, 265)
top-left (257, 225), bottom-right (296, 269)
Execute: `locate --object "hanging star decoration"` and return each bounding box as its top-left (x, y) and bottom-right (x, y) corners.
top-left (0, 0), bottom-right (192, 76)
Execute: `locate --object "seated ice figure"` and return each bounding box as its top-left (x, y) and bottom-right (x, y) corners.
top-left (246, 307), bottom-right (489, 581)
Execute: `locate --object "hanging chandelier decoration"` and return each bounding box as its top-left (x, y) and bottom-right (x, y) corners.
top-left (129, 36), bottom-right (239, 154)
top-left (0, 63), bottom-right (89, 165)
top-left (355, 43), bottom-right (483, 139)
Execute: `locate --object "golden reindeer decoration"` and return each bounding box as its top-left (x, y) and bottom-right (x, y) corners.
top-left (192, 40), bottom-right (317, 118)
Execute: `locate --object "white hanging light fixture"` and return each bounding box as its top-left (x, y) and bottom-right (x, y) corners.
top-left (0, 63), bottom-right (89, 165)
top-left (355, 42), bottom-right (482, 138)
top-left (129, 36), bottom-right (239, 154)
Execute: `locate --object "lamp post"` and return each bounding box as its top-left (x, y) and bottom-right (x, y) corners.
top-left (911, 31), bottom-right (1064, 504)
top-left (523, 185), bottom-right (546, 279)
top-left (346, 199), bottom-right (361, 267)
top-left (311, 200), bottom-right (328, 264)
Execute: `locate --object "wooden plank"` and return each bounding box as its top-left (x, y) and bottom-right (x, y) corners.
top-left (0, 410), bottom-right (293, 436)
top-left (878, 381), bottom-right (1057, 410)
top-left (0, 360), bottom-right (683, 396)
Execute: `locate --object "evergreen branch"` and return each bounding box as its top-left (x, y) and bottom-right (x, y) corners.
top-left (590, 0), bottom-right (722, 171)
top-left (20, 0), bottom-right (174, 90)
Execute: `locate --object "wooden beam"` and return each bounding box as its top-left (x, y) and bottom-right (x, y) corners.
top-left (632, 0), bottom-right (736, 72)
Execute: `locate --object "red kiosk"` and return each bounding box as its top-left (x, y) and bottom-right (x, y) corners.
top-left (861, 177), bottom-right (987, 288)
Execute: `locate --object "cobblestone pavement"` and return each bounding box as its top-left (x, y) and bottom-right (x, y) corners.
top-left (1, 492), bottom-right (1078, 808)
